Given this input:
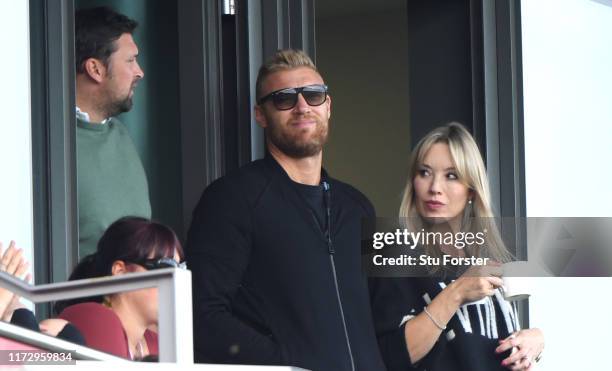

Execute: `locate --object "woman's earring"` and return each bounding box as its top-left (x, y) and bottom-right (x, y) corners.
top-left (461, 198), bottom-right (474, 230)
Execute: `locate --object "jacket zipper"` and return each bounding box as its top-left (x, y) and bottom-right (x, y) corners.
top-left (322, 181), bottom-right (356, 371)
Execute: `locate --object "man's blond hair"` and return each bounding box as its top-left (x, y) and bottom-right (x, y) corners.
top-left (256, 49), bottom-right (318, 101)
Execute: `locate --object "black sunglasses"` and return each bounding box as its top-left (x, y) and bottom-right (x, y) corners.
top-left (132, 257), bottom-right (186, 270)
top-left (257, 84), bottom-right (329, 111)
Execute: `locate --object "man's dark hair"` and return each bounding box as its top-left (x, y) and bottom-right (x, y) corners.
top-left (75, 6), bottom-right (138, 74)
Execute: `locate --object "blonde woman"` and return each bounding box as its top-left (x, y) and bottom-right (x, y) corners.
top-left (370, 123), bottom-right (544, 371)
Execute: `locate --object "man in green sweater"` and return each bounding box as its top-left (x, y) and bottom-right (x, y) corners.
top-left (74, 7), bottom-right (151, 257)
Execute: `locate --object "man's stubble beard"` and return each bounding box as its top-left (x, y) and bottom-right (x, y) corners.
top-left (266, 116), bottom-right (330, 159)
top-left (103, 94), bottom-right (133, 118)
top-left (102, 73), bottom-right (136, 118)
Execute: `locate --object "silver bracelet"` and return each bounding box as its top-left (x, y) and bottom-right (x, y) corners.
top-left (423, 306), bottom-right (447, 330)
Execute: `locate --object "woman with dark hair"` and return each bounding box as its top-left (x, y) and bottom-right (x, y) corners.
top-left (45, 217), bottom-right (185, 360)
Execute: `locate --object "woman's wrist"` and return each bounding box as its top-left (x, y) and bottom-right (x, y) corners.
top-left (444, 280), bottom-right (464, 307)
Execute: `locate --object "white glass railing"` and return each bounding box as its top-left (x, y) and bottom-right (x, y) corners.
top-left (0, 268), bottom-right (192, 363)
top-left (0, 269), bottom-right (309, 370)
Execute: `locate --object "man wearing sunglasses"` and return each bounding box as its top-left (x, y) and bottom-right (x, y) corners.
top-left (187, 49), bottom-right (385, 371)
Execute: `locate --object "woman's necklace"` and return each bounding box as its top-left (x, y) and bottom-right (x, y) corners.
top-left (104, 298), bottom-right (148, 360)
top-left (128, 338), bottom-right (146, 360)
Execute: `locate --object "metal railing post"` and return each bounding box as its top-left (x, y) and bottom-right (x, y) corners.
top-left (0, 268), bottom-right (193, 363)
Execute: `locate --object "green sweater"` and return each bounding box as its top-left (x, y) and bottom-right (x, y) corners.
top-left (77, 117), bottom-right (151, 257)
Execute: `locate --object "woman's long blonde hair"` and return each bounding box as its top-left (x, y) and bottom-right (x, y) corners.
top-left (399, 122), bottom-right (512, 262)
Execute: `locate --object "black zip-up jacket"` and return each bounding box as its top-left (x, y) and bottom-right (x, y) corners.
top-left (186, 155), bottom-right (386, 371)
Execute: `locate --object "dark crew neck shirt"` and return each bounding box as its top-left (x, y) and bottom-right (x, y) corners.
top-left (292, 181), bottom-right (326, 232)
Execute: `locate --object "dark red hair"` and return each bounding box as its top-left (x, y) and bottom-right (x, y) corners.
top-left (55, 217), bottom-right (183, 314)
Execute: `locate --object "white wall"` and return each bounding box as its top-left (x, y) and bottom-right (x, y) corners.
top-left (0, 0), bottom-right (34, 279)
top-left (523, 0), bottom-right (612, 217)
top-left (522, 0), bottom-right (612, 369)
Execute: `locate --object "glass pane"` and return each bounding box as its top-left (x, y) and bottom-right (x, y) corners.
top-left (522, 1), bottom-right (612, 369)
top-left (74, 0), bottom-right (184, 256)
top-left (0, 0), bottom-right (35, 286)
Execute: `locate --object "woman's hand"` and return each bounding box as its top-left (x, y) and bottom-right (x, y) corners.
top-left (0, 241), bottom-right (31, 321)
top-left (39, 319), bottom-right (71, 337)
top-left (496, 328), bottom-right (545, 370)
top-left (449, 262), bottom-right (504, 305)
